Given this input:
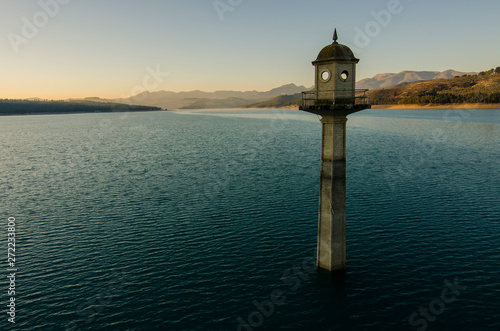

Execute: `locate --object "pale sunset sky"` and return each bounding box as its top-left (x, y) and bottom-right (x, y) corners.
top-left (0, 0), bottom-right (499, 100)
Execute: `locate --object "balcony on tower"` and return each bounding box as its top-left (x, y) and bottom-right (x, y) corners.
top-left (301, 88), bottom-right (370, 108)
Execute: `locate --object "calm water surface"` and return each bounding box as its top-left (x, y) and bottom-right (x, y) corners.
top-left (0, 108), bottom-right (499, 330)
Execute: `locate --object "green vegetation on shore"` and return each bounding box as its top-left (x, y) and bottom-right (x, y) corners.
top-left (0, 99), bottom-right (163, 116)
top-left (370, 67), bottom-right (500, 105)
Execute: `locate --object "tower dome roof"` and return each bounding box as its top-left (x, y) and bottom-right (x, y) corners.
top-left (313, 29), bottom-right (359, 64)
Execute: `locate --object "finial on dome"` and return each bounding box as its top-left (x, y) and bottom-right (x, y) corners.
top-left (333, 28), bottom-right (338, 43)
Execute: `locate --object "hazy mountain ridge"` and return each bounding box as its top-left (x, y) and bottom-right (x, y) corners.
top-left (240, 94), bottom-right (302, 108)
top-left (84, 84), bottom-right (308, 110)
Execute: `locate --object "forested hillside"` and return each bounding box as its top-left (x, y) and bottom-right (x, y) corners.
top-left (370, 68), bottom-right (500, 105)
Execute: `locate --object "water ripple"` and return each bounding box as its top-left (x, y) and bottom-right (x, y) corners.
top-left (0, 109), bottom-right (498, 330)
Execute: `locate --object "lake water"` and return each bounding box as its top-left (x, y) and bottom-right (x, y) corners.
top-left (1, 108), bottom-right (499, 330)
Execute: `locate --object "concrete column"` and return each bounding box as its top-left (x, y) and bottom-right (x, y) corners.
top-left (317, 116), bottom-right (347, 272)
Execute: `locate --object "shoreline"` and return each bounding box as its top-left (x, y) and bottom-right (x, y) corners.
top-left (371, 103), bottom-right (500, 109)
top-left (2, 104), bottom-right (499, 116)
top-left (270, 103), bottom-right (500, 110)
top-left (0, 109), bottom-right (166, 116)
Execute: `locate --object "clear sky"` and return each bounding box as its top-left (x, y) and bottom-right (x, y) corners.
top-left (1, 0), bottom-right (499, 100)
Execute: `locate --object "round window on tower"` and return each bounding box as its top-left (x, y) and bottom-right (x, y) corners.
top-left (340, 70), bottom-right (349, 82)
top-left (320, 70), bottom-right (331, 82)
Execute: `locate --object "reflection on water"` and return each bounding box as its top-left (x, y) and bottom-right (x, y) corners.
top-left (350, 108), bottom-right (499, 148)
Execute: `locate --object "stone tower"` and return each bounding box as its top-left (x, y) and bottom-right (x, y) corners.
top-left (300, 29), bottom-right (370, 273)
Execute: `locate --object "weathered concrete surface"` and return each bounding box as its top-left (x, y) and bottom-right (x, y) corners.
top-left (317, 116), bottom-right (347, 272)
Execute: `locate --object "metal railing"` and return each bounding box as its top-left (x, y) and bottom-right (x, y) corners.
top-left (301, 89), bottom-right (370, 107)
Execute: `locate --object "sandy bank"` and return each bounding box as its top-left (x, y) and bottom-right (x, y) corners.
top-left (371, 103), bottom-right (500, 109)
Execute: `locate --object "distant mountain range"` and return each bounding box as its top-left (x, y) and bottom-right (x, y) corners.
top-left (356, 70), bottom-right (477, 90)
top-left (83, 84), bottom-right (308, 110)
top-left (79, 69), bottom-right (483, 109)
top-left (240, 94), bottom-right (302, 109)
